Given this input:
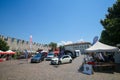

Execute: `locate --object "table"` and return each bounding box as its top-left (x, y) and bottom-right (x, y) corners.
top-left (93, 62), bottom-right (115, 72)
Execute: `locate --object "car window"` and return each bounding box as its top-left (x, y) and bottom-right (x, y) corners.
top-left (63, 56), bottom-right (69, 59)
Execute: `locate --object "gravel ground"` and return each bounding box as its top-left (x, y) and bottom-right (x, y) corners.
top-left (0, 55), bottom-right (120, 80)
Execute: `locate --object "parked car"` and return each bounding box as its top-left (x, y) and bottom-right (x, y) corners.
top-left (51, 55), bottom-right (72, 65)
top-left (46, 52), bottom-right (54, 61)
top-left (41, 52), bottom-right (48, 58)
top-left (31, 53), bottom-right (45, 63)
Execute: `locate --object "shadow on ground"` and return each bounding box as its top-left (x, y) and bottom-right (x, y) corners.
top-left (78, 64), bottom-right (84, 73)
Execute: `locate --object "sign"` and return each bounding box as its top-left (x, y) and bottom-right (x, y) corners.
top-left (83, 64), bottom-right (93, 75)
top-left (92, 36), bottom-right (98, 45)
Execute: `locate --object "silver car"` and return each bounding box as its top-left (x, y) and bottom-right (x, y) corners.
top-left (46, 52), bottom-right (54, 61)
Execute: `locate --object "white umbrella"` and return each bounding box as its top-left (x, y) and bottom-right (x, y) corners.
top-left (0, 50), bottom-right (3, 54)
top-left (5, 50), bottom-right (16, 54)
top-left (0, 50), bottom-right (3, 52)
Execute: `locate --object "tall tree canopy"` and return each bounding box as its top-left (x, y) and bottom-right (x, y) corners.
top-left (99, 0), bottom-right (120, 46)
top-left (49, 42), bottom-right (57, 51)
top-left (0, 38), bottom-right (9, 51)
top-left (59, 45), bottom-right (65, 51)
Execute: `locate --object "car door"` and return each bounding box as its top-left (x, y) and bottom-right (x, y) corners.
top-left (65, 56), bottom-right (70, 63)
top-left (41, 54), bottom-right (44, 61)
top-left (62, 56), bottom-right (68, 63)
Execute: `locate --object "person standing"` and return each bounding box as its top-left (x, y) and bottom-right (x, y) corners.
top-left (24, 49), bottom-right (28, 62)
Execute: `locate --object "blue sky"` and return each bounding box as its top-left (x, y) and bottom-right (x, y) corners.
top-left (0, 0), bottom-right (116, 45)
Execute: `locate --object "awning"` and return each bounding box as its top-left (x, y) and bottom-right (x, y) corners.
top-left (85, 41), bottom-right (119, 52)
top-left (4, 50), bottom-right (16, 54)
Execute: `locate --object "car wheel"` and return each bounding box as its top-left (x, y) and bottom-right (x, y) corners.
top-left (69, 60), bottom-right (72, 63)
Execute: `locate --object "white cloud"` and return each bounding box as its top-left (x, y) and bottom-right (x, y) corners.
top-left (61, 41), bottom-right (66, 45)
top-left (57, 41), bottom-right (73, 47)
top-left (57, 42), bottom-right (63, 47)
top-left (57, 39), bottom-right (85, 47)
top-left (65, 41), bottom-right (73, 45)
top-left (77, 38), bottom-right (84, 43)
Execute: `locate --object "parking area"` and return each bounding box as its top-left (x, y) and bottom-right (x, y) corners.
top-left (0, 55), bottom-right (120, 80)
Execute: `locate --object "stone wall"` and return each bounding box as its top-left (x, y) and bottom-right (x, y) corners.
top-left (0, 35), bottom-right (50, 52)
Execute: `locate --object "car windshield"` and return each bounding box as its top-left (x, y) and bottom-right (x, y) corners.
top-left (33, 53), bottom-right (41, 58)
top-left (48, 53), bottom-right (54, 55)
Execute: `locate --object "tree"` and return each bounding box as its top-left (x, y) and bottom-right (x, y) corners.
top-left (0, 38), bottom-right (9, 51)
top-left (59, 45), bottom-right (65, 51)
top-left (49, 42), bottom-right (57, 51)
top-left (99, 0), bottom-right (120, 46)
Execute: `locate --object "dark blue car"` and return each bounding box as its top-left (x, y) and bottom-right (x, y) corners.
top-left (31, 53), bottom-right (45, 63)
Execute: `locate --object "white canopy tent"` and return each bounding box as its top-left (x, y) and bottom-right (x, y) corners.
top-left (85, 41), bottom-right (119, 52)
top-left (85, 41), bottom-right (120, 63)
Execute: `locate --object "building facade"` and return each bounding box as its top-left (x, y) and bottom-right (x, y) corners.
top-left (0, 35), bottom-right (50, 52)
top-left (64, 42), bottom-right (91, 54)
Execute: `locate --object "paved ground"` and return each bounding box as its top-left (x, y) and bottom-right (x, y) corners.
top-left (0, 55), bottom-right (120, 80)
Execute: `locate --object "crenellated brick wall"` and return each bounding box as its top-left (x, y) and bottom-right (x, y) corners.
top-left (0, 35), bottom-right (51, 52)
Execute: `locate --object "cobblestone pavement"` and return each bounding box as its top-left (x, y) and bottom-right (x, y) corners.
top-left (0, 55), bottom-right (120, 80)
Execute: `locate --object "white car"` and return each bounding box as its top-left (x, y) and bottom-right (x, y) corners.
top-left (51, 55), bottom-right (72, 65)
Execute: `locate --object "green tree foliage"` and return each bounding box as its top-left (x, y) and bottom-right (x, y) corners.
top-left (0, 38), bottom-right (9, 51)
top-left (59, 45), bottom-right (65, 51)
top-left (49, 42), bottom-right (57, 51)
top-left (99, 1), bottom-right (120, 46)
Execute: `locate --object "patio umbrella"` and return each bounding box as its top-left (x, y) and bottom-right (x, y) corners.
top-left (0, 50), bottom-right (5, 62)
top-left (0, 50), bottom-right (5, 54)
top-left (5, 50), bottom-right (16, 54)
top-left (0, 50), bottom-right (3, 54)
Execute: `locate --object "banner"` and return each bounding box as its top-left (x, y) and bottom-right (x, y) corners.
top-left (30, 35), bottom-right (32, 52)
top-left (92, 36), bottom-right (98, 45)
top-left (83, 64), bottom-right (93, 75)
top-left (30, 35), bottom-right (32, 44)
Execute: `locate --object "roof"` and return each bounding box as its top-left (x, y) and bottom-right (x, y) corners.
top-left (64, 42), bottom-right (91, 46)
top-left (85, 41), bottom-right (119, 52)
